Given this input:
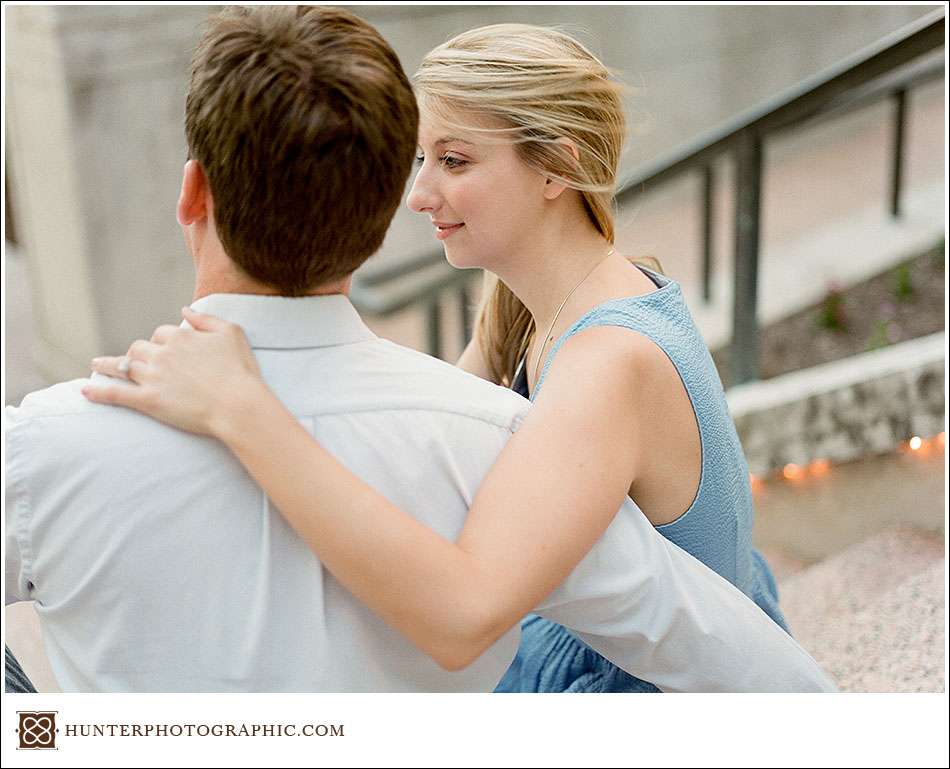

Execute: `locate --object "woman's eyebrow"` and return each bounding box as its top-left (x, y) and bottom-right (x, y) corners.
top-left (434, 137), bottom-right (474, 146)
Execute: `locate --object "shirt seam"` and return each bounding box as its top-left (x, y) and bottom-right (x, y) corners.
top-left (249, 336), bottom-right (377, 351)
top-left (13, 402), bottom-right (527, 436)
top-left (301, 404), bottom-right (527, 434)
top-left (7, 417), bottom-right (36, 601)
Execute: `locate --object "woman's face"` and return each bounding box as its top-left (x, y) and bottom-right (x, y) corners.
top-left (407, 108), bottom-right (549, 271)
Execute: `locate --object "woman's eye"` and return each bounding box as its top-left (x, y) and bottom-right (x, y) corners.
top-left (415, 153), bottom-right (467, 169)
top-left (440, 155), bottom-right (467, 169)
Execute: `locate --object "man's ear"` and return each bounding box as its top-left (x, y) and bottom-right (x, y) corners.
top-left (177, 159), bottom-right (210, 226)
top-left (543, 138), bottom-right (581, 201)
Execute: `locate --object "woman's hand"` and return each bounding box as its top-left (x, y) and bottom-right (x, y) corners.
top-left (82, 307), bottom-right (267, 437)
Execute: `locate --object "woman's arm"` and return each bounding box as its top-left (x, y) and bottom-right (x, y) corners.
top-left (84, 312), bottom-right (645, 670)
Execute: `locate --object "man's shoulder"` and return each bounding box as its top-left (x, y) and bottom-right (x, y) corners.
top-left (5, 375), bottom-right (232, 513)
top-left (6, 378), bottom-right (97, 428)
top-left (8, 375), bottom-right (140, 423)
top-left (6, 375), bottom-right (190, 447)
top-left (9, 375), bottom-right (88, 408)
top-left (340, 338), bottom-right (531, 431)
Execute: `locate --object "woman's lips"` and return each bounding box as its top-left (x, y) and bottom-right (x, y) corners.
top-left (434, 223), bottom-right (464, 241)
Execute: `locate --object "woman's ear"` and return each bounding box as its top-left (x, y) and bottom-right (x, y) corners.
top-left (177, 159), bottom-right (210, 226)
top-left (543, 138), bottom-right (581, 201)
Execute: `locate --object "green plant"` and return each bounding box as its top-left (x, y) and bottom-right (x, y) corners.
top-left (893, 263), bottom-right (914, 302)
top-left (817, 284), bottom-right (848, 331)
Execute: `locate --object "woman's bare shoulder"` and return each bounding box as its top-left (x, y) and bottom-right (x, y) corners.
top-left (546, 324), bottom-right (671, 390)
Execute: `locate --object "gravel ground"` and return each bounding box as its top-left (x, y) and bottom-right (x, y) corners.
top-left (778, 527), bottom-right (945, 693)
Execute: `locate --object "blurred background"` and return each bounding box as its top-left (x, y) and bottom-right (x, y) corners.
top-left (4, 4), bottom-right (946, 693)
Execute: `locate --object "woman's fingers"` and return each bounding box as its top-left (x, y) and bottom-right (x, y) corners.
top-left (82, 311), bottom-right (259, 435)
top-left (127, 338), bottom-right (161, 360)
top-left (81, 380), bottom-right (155, 412)
top-left (90, 355), bottom-right (140, 381)
top-left (150, 324), bottom-right (183, 344)
top-left (181, 306), bottom-right (231, 333)
top-left (90, 339), bottom-right (160, 381)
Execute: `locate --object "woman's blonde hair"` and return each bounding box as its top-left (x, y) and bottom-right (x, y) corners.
top-left (414, 23), bottom-right (630, 385)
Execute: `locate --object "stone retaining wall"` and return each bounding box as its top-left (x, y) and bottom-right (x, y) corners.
top-left (729, 332), bottom-right (945, 476)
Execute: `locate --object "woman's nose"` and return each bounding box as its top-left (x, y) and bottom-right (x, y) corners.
top-left (406, 167), bottom-right (440, 214)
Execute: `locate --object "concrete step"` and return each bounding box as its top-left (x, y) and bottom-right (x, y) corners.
top-left (776, 527), bottom-right (945, 692)
top-left (778, 526), bottom-right (943, 627)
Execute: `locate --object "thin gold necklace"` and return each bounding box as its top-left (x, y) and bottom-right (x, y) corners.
top-left (530, 247), bottom-right (615, 386)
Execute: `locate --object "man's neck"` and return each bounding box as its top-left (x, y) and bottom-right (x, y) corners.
top-left (192, 272), bottom-right (350, 302)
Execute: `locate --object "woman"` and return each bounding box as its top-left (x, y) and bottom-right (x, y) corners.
top-left (85, 24), bottom-right (787, 692)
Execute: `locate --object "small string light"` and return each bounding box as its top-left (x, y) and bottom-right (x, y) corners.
top-left (753, 431), bottom-right (942, 491)
top-left (782, 463), bottom-right (804, 481)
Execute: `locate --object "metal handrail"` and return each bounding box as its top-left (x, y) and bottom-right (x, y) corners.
top-left (351, 9), bottom-right (945, 377)
top-left (614, 9), bottom-right (945, 200)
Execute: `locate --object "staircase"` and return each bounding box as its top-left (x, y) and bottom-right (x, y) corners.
top-left (761, 527), bottom-right (945, 692)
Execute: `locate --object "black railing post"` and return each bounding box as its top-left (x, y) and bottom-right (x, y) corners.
top-left (732, 131), bottom-right (763, 385)
top-left (890, 88), bottom-right (907, 218)
top-left (702, 163), bottom-right (715, 302)
top-left (427, 298), bottom-right (442, 359)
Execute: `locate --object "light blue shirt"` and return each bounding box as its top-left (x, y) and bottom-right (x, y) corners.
top-left (5, 293), bottom-right (835, 692)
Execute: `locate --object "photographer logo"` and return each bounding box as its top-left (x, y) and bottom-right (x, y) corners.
top-left (17, 712), bottom-right (57, 750)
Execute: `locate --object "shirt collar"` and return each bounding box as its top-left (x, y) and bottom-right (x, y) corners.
top-left (187, 293), bottom-right (377, 350)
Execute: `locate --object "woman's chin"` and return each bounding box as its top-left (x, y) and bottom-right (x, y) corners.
top-left (442, 247), bottom-right (482, 271)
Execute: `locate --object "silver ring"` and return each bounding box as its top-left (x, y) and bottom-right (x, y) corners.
top-left (117, 356), bottom-right (131, 375)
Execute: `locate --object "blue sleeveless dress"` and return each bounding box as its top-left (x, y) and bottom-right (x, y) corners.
top-left (494, 265), bottom-right (787, 693)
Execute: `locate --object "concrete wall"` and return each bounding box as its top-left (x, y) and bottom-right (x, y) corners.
top-left (5, 5), bottom-right (936, 380)
top-left (6, 5), bottom-right (216, 380)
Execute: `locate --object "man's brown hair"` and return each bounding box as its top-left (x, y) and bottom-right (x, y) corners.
top-left (185, 6), bottom-right (418, 294)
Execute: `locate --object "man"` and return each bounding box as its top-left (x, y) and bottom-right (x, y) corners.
top-left (5, 6), bottom-right (834, 692)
